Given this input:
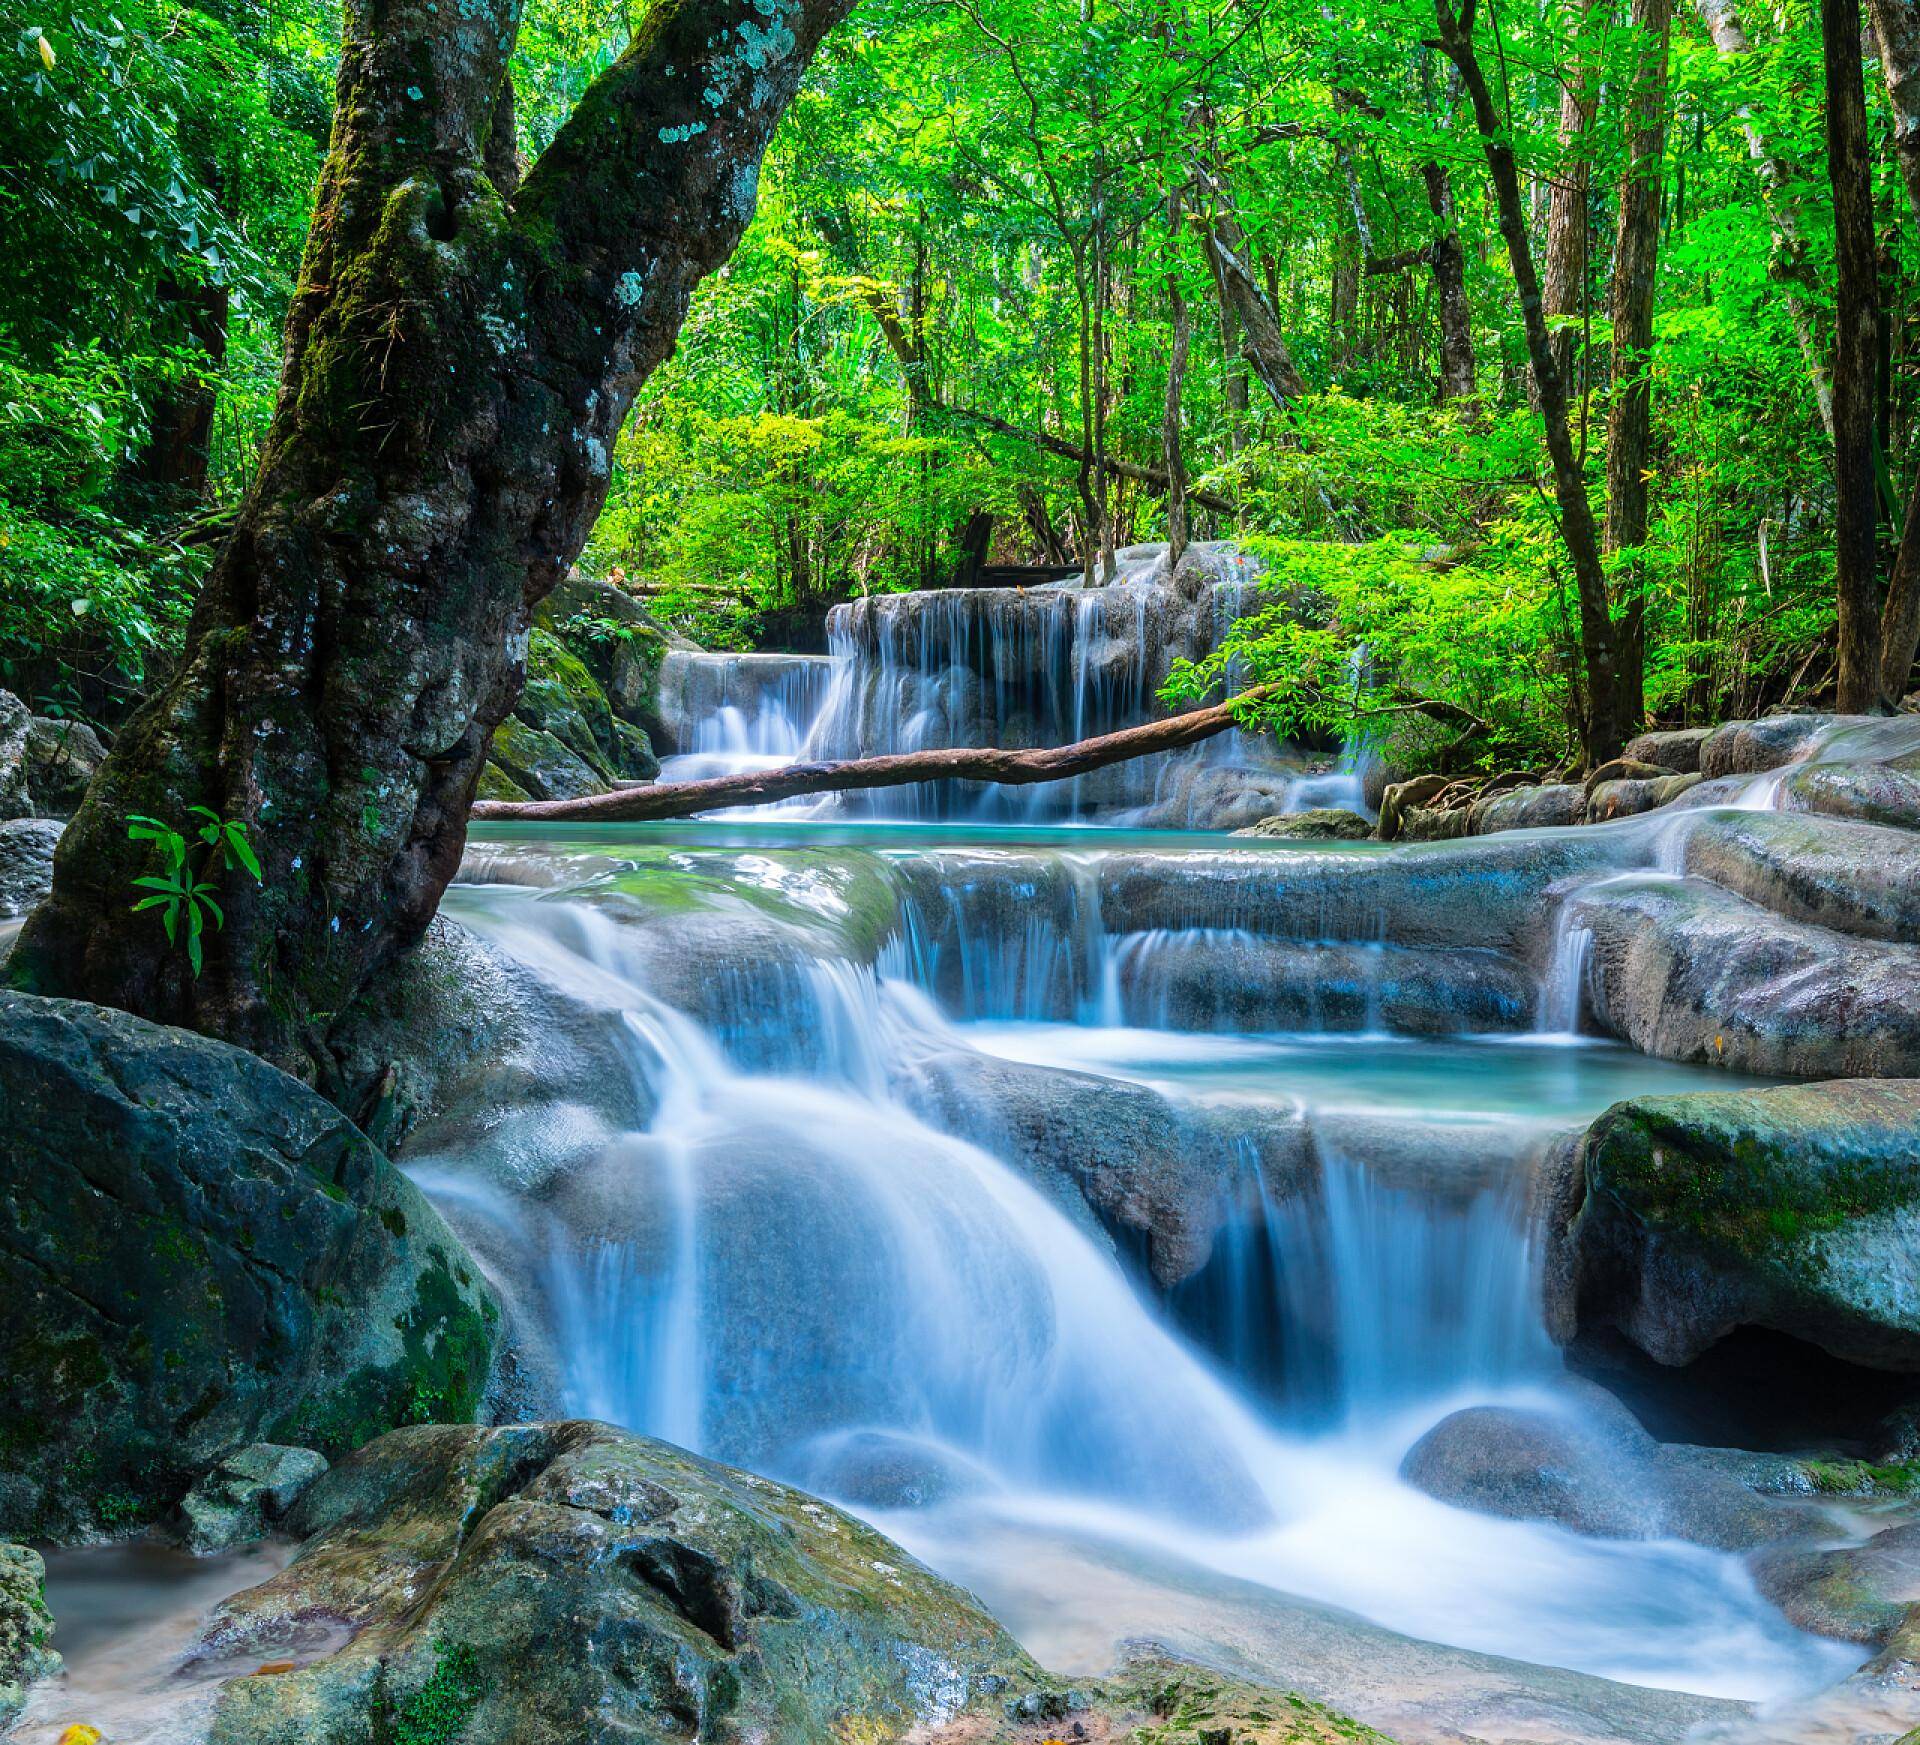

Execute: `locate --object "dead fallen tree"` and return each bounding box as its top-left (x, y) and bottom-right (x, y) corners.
top-left (469, 686), bottom-right (1271, 824)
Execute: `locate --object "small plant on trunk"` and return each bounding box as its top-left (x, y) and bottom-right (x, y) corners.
top-left (126, 807), bottom-right (262, 976)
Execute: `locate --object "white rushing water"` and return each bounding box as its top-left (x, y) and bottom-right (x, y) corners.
top-left (430, 872), bottom-right (1855, 1705)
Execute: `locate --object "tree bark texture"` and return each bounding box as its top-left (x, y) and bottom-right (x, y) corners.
top-left (471, 685), bottom-right (1271, 823)
top-left (1432, 0), bottom-right (1623, 764)
top-left (1603, 0), bottom-right (1672, 732)
top-left (10, 0), bottom-right (855, 1072)
top-left (1193, 163), bottom-right (1308, 410)
top-left (1824, 0), bottom-right (1885, 712)
top-left (1422, 162), bottom-right (1477, 403)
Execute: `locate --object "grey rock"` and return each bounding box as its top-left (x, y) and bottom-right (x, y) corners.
top-left (1585, 755), bottom-right (1677, 789)
top-left (1567, 1078), bottom-right (1920, 1372)
top-left (1469, 782), bottom-right (1585, 834)
top-left (1679, 808), bottom-right (1920, 943)
top-left (1573, 873), bottom-right (1920, 1077)
top-left (201, 1422), bottom-right (1036, 1745)
top-left (0, 990), bottom-right (498, 1542)
top-left (1785, 750), bottom-right (1920, 833)
top-left (22, 715), bottom-right (104, 815)
top-left (0, 1543), bottom-right (58, 1728)
top-left (1233, 807), bottom-right (1374, 841)
top-left (1699, 713), bottom-right (1855, 781)
top-left (1624, 727), bottom-right (1712, 774)
top-left (0, 818), bottom-right (58, 919)
top-left (177, 1444), bottom-right (330, 1552)
top-left (1586, 771), bottom-right (1701, 822)
top-left (0, 692), bottom-right (29, 820)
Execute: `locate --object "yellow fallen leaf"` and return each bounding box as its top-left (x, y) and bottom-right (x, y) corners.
top-left (37, 33), bottom-right (55, 68)
top-left (58, 1726), bottom-right (101, 1745)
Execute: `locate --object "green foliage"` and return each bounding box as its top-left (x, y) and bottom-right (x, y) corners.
top-left (126, 805), bottom-right (262, 975)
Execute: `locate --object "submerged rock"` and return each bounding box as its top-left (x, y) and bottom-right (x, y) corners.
top-left (0, 990), bottom-right (498, 1541)
top-left (1567, 1079), bottom-right (1920, 1372)
top-left (203, 1422), bottom-right (1037, 1744)
top-left (1401, 1393), bottom-right (1788, 1551)
top-left (0, 1543), bottom-right (57, 1728)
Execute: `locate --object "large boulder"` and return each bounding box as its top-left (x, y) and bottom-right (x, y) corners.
top-left (482, 627), bottom-right (660, 803)
top-left (1679, 809), bottom-right (1920, 943)
top-left (202, 1421), bottom-right (1039, 1744)
top-left (0, 990), bottom-right (498, 1541)
top-left (1469, 782), bottom-right (1585, 834)
top-left (1785, 749), bottom-right (1920, 833)
top-left (1572, 873), bottom-right (1920, 1077)
top-left (1566, 1079), bottom-right (1920, 1372)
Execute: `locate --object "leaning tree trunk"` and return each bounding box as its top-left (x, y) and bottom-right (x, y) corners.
top-left (1434, 0), bottom-right (1623, 765)
top-left (1824, 0), bottom-right (1885, 712)
top-left (9, 0), bottom-right (855, 1075)
top-left (1164, 192), bottom-right (1193, 568)
top-left (1604, 0), bottom-right (1673, 733)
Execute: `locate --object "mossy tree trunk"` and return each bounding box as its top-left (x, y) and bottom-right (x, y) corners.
top-left (9, 0), bottom-right (853, 1076)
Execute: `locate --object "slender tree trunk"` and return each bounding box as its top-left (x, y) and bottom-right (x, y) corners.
top-left (1604, 0), bottom-right (1673, 733)
top-left (1164, 193), bottom-right (1192, 567)
top-left (1694, 0), bottom-right (1837, 437)
top-left (1868, 0), bottom-right (1920, 699)
top-left (135, 277), bottom-right (229, 502)
top-left (1423, 163), bottom-right (1477, 403)
top-left (1433, 0), bottom-right (1622, 764)
top-left (1825, 0), bottom-right (1885, 711)
top-left (1541, 0), bottom-right (1598, 409)
top-left (9, 0), bottom-right (855, 1071)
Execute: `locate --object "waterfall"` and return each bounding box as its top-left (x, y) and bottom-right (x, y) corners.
top-left (1538, 907), bottom-right (1595, 1035)
top-left (425, 861), bottom-right (1854, 1705)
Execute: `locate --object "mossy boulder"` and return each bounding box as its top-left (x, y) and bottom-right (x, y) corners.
top-left (0, 990), bottom-right (499, 1542)
top-left (203, 1421), bottom-right (1040, 1744)
top-left (482, 624), bottom-right (660, 802)
top-left (1233, 807), bottom-right (1374, 841)
top-left (0, 1543), bottom-right (58, 1728)
top-left (1568, 1079), bottom-right (1920, 1371)
top-left (535, 570), bottom-right (689, 744)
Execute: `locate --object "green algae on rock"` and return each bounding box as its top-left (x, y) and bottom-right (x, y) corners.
top-left (1568, 1079), bottom-right (1920, 1372)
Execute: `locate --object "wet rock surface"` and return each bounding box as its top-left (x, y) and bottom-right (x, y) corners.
top-left (174, 1445), bottom-right (331, 1554)
top-left (1565, 1079), bottom-right (1920, 1373)
top-left (1234, 807), bottom-right (1374, 840)
top-left (202, 1421), bottom-right (1038, 1745)
top-left (0, 989), bottom-right (498, 1541)
top-left (0, 817), bottom-right (58, 919)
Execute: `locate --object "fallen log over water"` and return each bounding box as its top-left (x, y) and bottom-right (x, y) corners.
top-left (469, 686), bottom-right (1271, 824)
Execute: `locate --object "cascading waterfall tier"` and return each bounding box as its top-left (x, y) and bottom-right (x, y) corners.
top-left (419, 825), bottom-right (1856, 1707)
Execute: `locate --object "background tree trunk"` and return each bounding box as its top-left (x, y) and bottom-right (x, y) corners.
top-left (1164, 193), bottom-right (1192, 567)
top-left (9, 0), bottom-right (856, 1073)
top-left (1434, 0), bottom-right (1623, 764)
top-left (1824, 0), bottom-right (1885, 711)
top-left (1694, 0), bottom-right (1838, 438)
top-left (1604, 0), bottom-right (1673, 732)
top-left (1540, 0), bottom-right (1597, 411)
